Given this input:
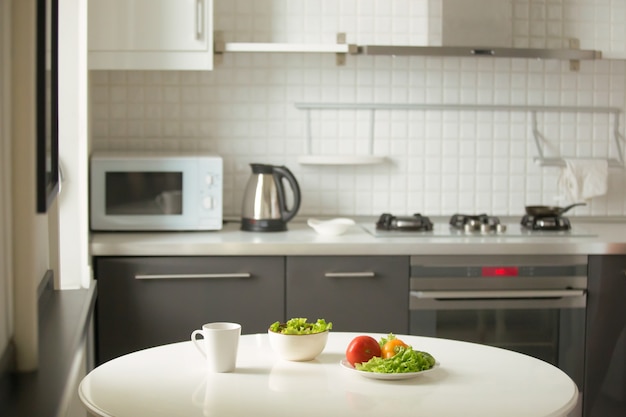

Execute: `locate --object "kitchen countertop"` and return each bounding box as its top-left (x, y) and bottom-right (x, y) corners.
top-left (90, 216), bottom-right (626, 256)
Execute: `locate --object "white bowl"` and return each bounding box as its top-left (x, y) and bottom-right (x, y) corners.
top-left (307, 218), bottom-right (355, 236)
top-left (267, 330), bottom-right (329, 361)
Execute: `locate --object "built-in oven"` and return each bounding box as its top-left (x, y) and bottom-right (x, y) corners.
top-left (409, 255), bottom-right (587, 398)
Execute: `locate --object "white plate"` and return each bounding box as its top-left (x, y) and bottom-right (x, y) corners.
top-left (307, 218), bottom-right (355, 236)
top-left (340, 359), bottom-right (439, 380)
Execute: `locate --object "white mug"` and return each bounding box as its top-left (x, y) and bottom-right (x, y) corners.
top-left (191, 322), bottom-right (241, 373)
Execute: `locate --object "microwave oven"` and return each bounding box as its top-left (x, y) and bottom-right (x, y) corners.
top-left (90, 152), bottom-right (223, 231)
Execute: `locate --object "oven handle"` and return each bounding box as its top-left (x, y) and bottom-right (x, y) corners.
top-left (412, 289), bottom-right (585, 299)
top-left (410, 289), bottom-right (586, 310)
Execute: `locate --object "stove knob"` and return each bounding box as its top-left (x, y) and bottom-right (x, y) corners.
top-left (496, 224), bottom-right (507, 233)
top-left (480, 224), bottom-right (492, 234)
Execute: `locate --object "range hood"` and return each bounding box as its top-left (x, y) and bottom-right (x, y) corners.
top-left (359, 0), bottom-right (601, 61)
top-left (359, 45), bottom-right (600, 61)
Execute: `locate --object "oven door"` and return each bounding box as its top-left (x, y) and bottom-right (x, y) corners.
top-left (409, 289), bottom-right (586, 390)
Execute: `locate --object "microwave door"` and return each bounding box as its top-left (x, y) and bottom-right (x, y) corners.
top-left (105, 171), bottom-right (183, 216)
top-left (92, 169), bottom-right (196, 231)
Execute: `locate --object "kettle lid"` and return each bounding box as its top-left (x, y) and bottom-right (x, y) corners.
top-left (250, 163), bottom-right (275, 174)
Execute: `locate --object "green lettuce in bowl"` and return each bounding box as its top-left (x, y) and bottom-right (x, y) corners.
top-left (268, 318), bottom-right (333, 361)
top-left (269, 318), bottom-right (332, 335)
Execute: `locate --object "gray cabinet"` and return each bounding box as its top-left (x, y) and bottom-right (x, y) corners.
top-left (585, 256), bottom-right (626, 417)
top-left (94, 256), bottom-right (284, 364)
top-left (94, 255), bottom-right (410, 364)
top-left (286, 256), bottom-right (409, 333)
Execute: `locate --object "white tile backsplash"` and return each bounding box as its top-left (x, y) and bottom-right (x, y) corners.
top-left (90, 0), bottom-right (626, 218)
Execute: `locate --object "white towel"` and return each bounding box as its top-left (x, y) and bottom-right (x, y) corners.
top-left (557, 159), bottom-right (608, 202)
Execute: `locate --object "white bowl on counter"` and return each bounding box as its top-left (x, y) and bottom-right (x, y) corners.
top-left (268, 329), bottom-right (329, 361)
top-left (307, 218), bottom-right (356, 236)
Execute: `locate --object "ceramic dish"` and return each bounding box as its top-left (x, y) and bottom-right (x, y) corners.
top-left (307, 218), bottom-right (356, 236)
top-left (268, 330), bottom-right (329, 361)
top-left (339, 359), bottom-right (439, 380)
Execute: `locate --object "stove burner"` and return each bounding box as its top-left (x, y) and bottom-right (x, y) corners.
top-left (521, 215), bottom-right (571, 231)
top-left (449, 214), bottom-right (501, 230)
top-left (376, 213), bottom-right (433, 232)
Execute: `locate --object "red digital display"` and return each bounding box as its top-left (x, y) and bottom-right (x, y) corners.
top-left (481, 267), bottom-right (519, 277)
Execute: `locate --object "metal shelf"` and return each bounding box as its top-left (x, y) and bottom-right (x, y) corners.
top-left (528, 109), bottom-right (624, 169)
top-left (297, 155), bottom-right (387, 166)
top-left (217, 42), bottom-right (353, 54)
top-left (294, 102), bottom-right (624, 168)
top-left (214, 32), bottom-right (357, 66)
top-left (533, 157), bottom-right (623, 168)
top-left (296, 102), bottom-right (383, 165)
top-left (213, 34), bottom-right (600, 70)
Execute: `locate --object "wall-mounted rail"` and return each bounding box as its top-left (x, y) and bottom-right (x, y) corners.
top-left (294, 102), bottom-right (624, 168)
top-left (529, 109), bottom-right (624, 168)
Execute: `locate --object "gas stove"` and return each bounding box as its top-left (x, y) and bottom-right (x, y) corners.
top-left (449, 213), bottom-right (507, 233)
top-left (362, 213), bottom-right (595, 238)
top-left (376, 213), bottom-right (433, 231)
top-left (521, 214), bottom-right (572, 231)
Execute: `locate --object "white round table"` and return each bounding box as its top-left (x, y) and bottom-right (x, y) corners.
top-left (79, 332), bottom-right (578, 417)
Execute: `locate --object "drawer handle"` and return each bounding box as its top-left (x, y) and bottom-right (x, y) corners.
top-left (135, 273), bottom-right (251, 280)
top-left (324, 272), bottom-right (376, 278)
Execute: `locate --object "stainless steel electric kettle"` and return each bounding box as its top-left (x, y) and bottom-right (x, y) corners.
top-left (241, 163), bottom-right (301, 232)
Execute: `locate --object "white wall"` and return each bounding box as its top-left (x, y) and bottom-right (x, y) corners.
top-left (0, 0), bottom-right (88, 367)
top-left (89, 0), bottom-right (626, 219)
top-left (10, 0), bottom-right (55, 371)
top-left (0, 0), bottom-right (91, 376)
top-left (57, 0), bottom-right (90, 290)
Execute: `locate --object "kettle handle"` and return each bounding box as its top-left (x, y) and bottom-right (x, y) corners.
top-left (273, 166), bottom-right (301, 223)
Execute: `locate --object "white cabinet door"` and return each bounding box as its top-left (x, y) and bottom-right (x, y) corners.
top-left (88, 0), bottom-right (213, 70)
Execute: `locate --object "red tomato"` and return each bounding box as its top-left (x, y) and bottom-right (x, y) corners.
top-left (381, 338), bottom-right (408, 358)
top-left (345, 335), bottom-right (382, 366)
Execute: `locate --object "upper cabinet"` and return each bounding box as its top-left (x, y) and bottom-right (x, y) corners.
top-left (88, 0), bottom-right (213, 70)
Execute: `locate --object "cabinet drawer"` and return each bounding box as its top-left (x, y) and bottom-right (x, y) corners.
top-left (286, 256), bottom-right (409, 334)
top-left (94, 256), bottom-right (284, 364)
